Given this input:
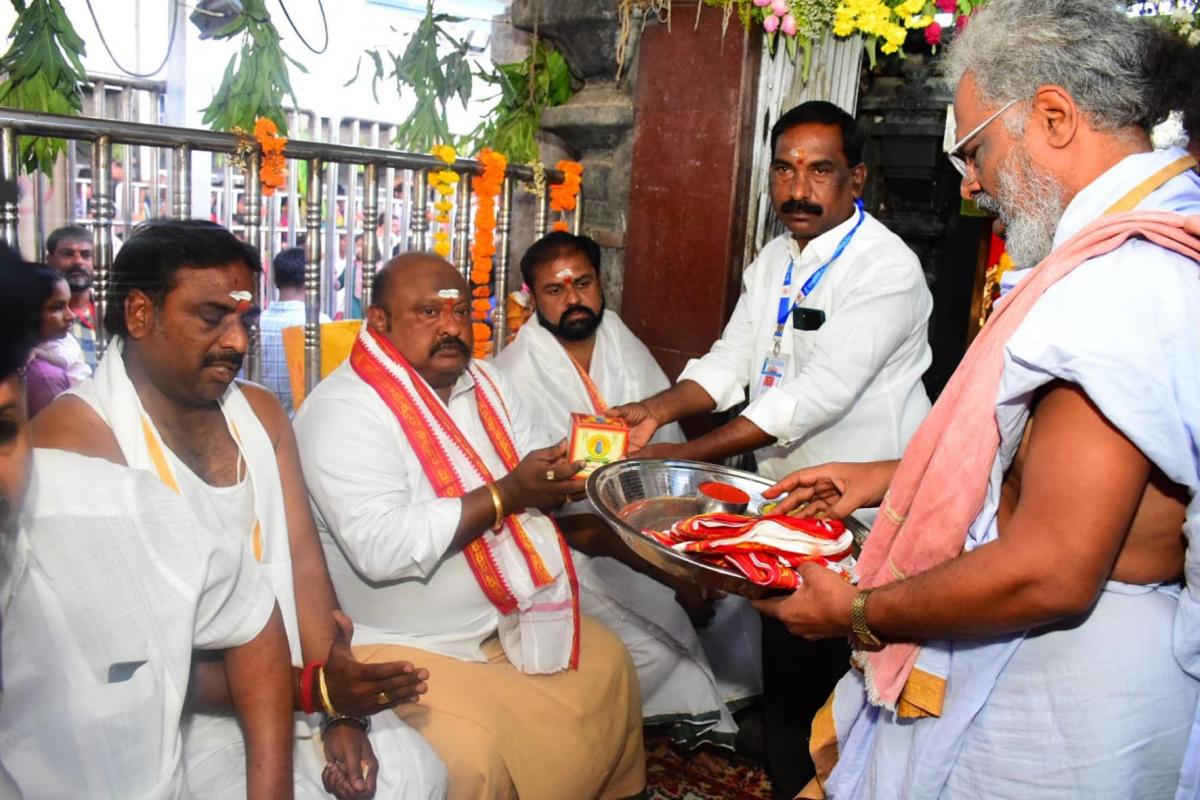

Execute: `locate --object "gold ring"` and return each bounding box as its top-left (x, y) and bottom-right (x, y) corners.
top-left (545, 469), bottom-right (556, 481)
top-left (376, 691), bottom-right (390, 706)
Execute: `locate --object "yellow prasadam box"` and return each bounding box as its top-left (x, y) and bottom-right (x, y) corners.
top-left (569, 412), bottom-right (630, 478)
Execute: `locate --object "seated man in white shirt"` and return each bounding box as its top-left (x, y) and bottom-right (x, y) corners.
top-left (33, 220), bottom-right (445, 800)
top-left (294, 253), bottom-right (646, 800)
top-left (609, 101), bottom-right (934, 795)
top-left (0, 242), bottom-right (295, 799)
top-left (260, 247), bottom-right (330, 416)
top-left (494, 231), bottom-right (762, 751)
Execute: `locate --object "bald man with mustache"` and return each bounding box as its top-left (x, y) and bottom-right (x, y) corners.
top-left (294, 254), bottom-right (646, 800)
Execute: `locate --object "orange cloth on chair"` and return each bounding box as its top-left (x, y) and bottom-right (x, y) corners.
top-left (281, 320), bottom-right (361, 408)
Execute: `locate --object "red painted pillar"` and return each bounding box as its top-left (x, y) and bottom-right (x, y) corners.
top-left (622, 3), bottom-right (761, 382)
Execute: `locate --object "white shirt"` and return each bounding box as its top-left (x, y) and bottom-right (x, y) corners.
top-left (678, 210), bottom-right (933, 478)
top-left (0, 449), bottom-right (275, 800)
top-left (294, 360), bottom-right (543, 661)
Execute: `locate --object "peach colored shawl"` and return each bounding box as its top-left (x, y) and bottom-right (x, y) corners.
top-left (857, 210), bottom-right (1200, 708)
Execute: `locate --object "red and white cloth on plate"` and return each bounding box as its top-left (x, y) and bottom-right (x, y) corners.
top-left (645, 513), bottom-right (855, 590)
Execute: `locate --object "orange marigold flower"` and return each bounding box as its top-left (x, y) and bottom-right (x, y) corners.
top-left (254, 117), bottom-right (278, 138)
top-left (552, 221), bottom-right (569, 232)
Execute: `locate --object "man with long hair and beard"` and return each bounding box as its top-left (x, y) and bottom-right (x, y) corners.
top-left (754, 1), bottom-right (1200, 797)
top-left (495, 232), bottom-right (765, 758)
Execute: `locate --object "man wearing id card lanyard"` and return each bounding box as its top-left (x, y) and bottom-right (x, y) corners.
top-left (609, 100), bottom-right (933, 795)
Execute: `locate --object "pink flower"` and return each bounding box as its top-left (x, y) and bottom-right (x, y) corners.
top-left (763, 13), bottom-right (780, 31)
top-left (924, 20), bottom-right (943, 45)
top-left (936, 0), bottom-right (956, 13)
top-left (770, 0), bottom-right (789, 15)
top-left (753, 0), bottom-right (772, 6)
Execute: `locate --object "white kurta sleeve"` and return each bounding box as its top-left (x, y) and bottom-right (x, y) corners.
top-left (742, 258), bottom-right (928, 444)
top-left (677, 267), bottom-right (767, 412)
top-left (296, 393), bottom-right (461, 582)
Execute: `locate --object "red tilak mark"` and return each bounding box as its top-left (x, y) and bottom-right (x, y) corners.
top-left (235, 300), bottom-right (252, 314)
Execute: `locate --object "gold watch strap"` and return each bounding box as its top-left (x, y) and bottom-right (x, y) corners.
top-left (851, 589), bottom-right (880, 645)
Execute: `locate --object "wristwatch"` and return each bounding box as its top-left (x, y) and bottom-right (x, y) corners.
top-left (850, 589), bottom-right (881, 647)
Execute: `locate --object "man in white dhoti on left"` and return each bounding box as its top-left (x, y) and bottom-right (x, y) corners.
top-left (0, 243), bottom-right (295, 799)
top-left (34, 220), bottom-right (447, 800)
top-left (494, 231), bottom-right (762, 751)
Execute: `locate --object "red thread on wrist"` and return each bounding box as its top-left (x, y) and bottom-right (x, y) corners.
top-left (299, 661), bottom-right (323, 715)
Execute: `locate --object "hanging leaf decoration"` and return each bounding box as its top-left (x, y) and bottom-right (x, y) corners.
top-left (201, 0), bottom-right (304, 135)
top-left (468, 41), bottom-right (576, 164)
top-left (0, 0), bottom-right (89, 175)
top-left (345, 0), bottom-right (473, 153)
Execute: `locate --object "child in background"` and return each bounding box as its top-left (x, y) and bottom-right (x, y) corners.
top-left (26, 265), bottom-right (83, 416)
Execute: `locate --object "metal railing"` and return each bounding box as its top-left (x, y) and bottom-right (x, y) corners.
top-left (0, 108), bottom-right (580, 392)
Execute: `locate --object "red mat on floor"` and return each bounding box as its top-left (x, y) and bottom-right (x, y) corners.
top-left (644, 737), bottom-right (772, 800)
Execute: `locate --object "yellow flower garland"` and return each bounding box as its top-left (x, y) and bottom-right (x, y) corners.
top-left (428, 144), bottom-right (458, 258)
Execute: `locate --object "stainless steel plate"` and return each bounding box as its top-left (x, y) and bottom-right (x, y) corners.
top-left (586, 458), bottom-right (869, 599)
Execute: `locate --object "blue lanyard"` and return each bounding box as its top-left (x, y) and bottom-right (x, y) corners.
top-left (774, 199), bottom-right (866, 328)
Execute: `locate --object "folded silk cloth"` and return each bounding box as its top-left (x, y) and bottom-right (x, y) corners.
top-left (645, 513), bottom-right (856, 589)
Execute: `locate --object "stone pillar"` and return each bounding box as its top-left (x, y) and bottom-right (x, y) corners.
top-left (620, 4), bottom-right (762, 381)
top-left (510, 0), bottom-right (636, 310)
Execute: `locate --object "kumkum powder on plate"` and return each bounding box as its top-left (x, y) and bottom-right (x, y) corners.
top-left (697, 481), bottom-right (751, 506)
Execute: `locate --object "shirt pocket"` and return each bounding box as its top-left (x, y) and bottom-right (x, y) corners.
top-left (791, 328), bottom-right (820, 365)
top-left (78, 658), bottom-right (166, 793)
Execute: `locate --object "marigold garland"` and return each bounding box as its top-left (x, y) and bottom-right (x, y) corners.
top-left (469, 147), bottom-right (507, 358)
top-left (254, 116), bottom-right (288, 196)
top-left (548, 160), bottom-right (582, 233)
top-left (428, 144), bottom-right (458, 258)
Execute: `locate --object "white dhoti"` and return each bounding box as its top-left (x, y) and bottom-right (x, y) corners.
top-left (183, 713), bottom-right (448, 799)
top-left (835, 582), bottom-right (1198, 799)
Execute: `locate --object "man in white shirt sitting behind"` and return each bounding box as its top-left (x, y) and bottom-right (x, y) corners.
top-left (609, 100), bottom-right (934, 796)
top-left (0, 243), bottom-right (295, 799)
top-left (494, 231), bottom-right (763, 752)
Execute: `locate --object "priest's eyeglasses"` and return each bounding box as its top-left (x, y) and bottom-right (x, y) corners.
top-left (947, 98), bottom-right (1021, 177)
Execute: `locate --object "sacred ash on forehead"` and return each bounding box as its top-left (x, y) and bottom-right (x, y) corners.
top-left (437, 289), bottom-right (460, 300)
top-left (555, 268), bottom-right (574, 284)
top-left (228, 290), bottom-right (253, 303)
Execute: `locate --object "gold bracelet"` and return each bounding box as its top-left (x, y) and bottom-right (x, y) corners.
top-left (486, 483), bottom-right (505, 531)
top-left (317, 665), bottom-right (337, 716)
